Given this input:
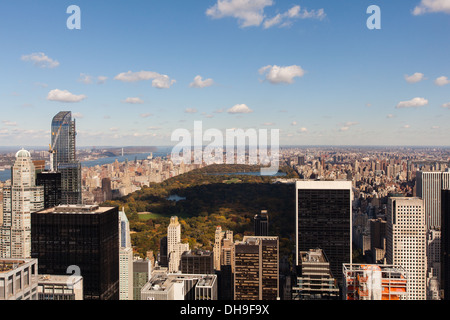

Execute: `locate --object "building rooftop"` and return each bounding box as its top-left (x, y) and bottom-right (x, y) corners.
top-left (37, 204), bottom-right (114, 214)
top-left (38, 274), bottom-right (83, 285)
top-left (0, 259), bottom-right (35, 273)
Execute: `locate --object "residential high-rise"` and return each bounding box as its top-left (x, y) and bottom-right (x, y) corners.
top-left (386, 197), bottom-right (427, 300)
top-left (254, 210), bottom-right (269, 236)
top-left (1, 149), bottom-right (44, 258)
top-left (441, 189), bottom-right (450, 300)
top-left (295, 180), bottom-right (353, 287)
top-left (416, 171), bottom-right (450, 229)
top-left (167, 216), bottom-right (189, 273)
top-left (50, 111), bottom-right (82, 205)
top-left (213, 226), bottom-right (234, 271)
top-left (292, 249), bottom-right (339, 300)
top-left (31, 204), bottom-right (119, 300)
top-left (119, 208), bottom-right (133, 300)
top-left (234, 236), bottom-right (279, 300)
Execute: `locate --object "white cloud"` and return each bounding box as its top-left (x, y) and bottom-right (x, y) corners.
top-left (79, 73), bottom-right (93, 84)
top-left (442, 102), bottom-right (450, 109)
top-left (263, 5), bottom-right (325, 28)
top-left (206, 0), bottom-right (273, 27)
top-left (291, 121), bottom-right (297, 126)
top-left (387, 114), bottom-right (395, 119)
top-left (114, 70), bottom-right (176, 89)
top-left (47, 89), bottom-right (87, 103)
top-left (73, 112), bottom-right (84, 119)
top-left (396, 97), bottom-right (428, 109)
top-left (431, 126), bottom-right (440, 129)
top-left (259, 65), bottom-right (306, 84)
top-left (434, 76), bottom-right (450, 86)
top-left (345, 121), bottom-right (359, 127)
top-left (403, 124), bottom-right (411, 129)
top-left (97, 76), bottom-right (108, 84)
top-left (227, 104), bottom-right (253, 114)
top-left (206, 0), bottom-right (325, 28)
top-left (21, 52), bottom-right (60, 68)
top-left (405, 72), bottom-right (425, 83)
top-left (122, 97), bottom-right (144, 104)
top-left (185, 108), bottom-right (198, 114)
top-left (152, 75), bottom-right (177, 89)
top-left (190, 75), bottom-right (215, 88)
top-left (413, 0), bottom-right (450, 15)
top-left (298, 127), bottom-right (308, 133)
top-left (339, 127), bottom-right (350, 132)
top-left (262, 122), bottom-right (274, 126)
top-left (140, 113), bottom-right (153, 118)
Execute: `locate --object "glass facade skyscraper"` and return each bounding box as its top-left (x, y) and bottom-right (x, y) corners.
top-left (50, 112), bottom-right (81, 205)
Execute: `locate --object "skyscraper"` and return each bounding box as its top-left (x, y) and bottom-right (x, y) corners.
top-left (254, 210), bottom-right (269, 236)
top-left (167, 216), bottom-right (189, 273)
top-left (386, 197), bottom-right (427, 300)
top-left (234, 236), bottom-right (279, 300)
top-left (36, 171), bottom-right (62, 209)
top-left (295, 180), bottom-right (352, 287)
top-left (441, 189), bottom-right (450, 300)
top-left (50, 111), bottom-right (81, 205)
top-left (31, 204), bottom-right (119, 300)
top-left (1, 149), bottom-right (44, 258)
top-left (119, 208), bottom-right (133, 300)
top-left (416, 171), bottom-right (450, 229)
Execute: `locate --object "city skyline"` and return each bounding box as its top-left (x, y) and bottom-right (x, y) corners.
top-left (0, 1), bottom-right (449, 147)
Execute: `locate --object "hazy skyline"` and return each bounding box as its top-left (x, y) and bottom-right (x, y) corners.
top-left (0, 0), bottom-right (449, 147)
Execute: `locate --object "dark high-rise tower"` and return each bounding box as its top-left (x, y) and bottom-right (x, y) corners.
top-left (295, 180), bottom-right (352, 288)
top-left (50, 111), bottom-right (82, 205)
top-left (254, 210), bottom-right (269, 236)
top-left (36, 171), bottom-right (62, 209)
top-left (31, 205), bottom-right (119, 300)
top-left (442, 189), bottom-right (450, 300)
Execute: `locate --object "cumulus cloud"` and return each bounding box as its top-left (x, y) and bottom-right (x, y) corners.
top-left (79, 73), bottom-right (93, 84)
top-left (227, 104), bottom-right (253, 114)
top-left (206, 0), bottom-right (273, 27)
top-left (190, 75), bottom-right (215, 88)
top-left (47, 89), bottom-right (87, 103)
top-left (259, 65), bottom-right (306, 84)
top-left (122, 97), bottom-right (144, 104)
top-left (434, 76), bottom-right (450, 86)
top-left (21, 52), bottom-right (60, 68)
top-left (72, 112), bottom-right (84, 119)
top-left (405, 72), bottom-right (425, 83)
top-left (114, 70), bottom-right (176, 89)
top-left (97, 76), bottom-right (108, 84)
top-left (387, 114), bottom-right (396, 119)
top-left (442, 102), bottom-right (450, 109)
top-left (206, 0), bottom-right (325, 28)
top-left (396, 97), bottom-right (428, 109)
top-left (413, 0), bottom-right (450, 15)
top-left (298, 127), bottom-right (308, 133)
top-left (140, 113), bottom-right (153, 118)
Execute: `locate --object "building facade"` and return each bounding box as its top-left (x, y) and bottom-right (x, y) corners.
top-left (119, 208), bottom-right (133, 300)
top-left (1, 150), bottom-right (44, 259)
top-left (167, 216), bottom-right (189, 273)
top-left (31, 204), bottom-right (119, 300)
top-left (296, 180), bottom-right (353, 287)
top-left (386, 197), bottom-right (427, 300)
top-left (0, 258), bottom-right (38, 300)
top-left (234, 236), bottom-right (279, 300)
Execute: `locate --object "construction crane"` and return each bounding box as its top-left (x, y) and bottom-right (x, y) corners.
top-left (49, 121), bottom-right (64, 172)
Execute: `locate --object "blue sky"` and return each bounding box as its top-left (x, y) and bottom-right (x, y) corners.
top-left (0, 0), bottom-right (449, 147)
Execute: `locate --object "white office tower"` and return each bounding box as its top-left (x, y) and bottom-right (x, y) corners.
top-left (386, 197), bottom-right (427, 300)
top-left (416, 171), bottom-right (450, 229)
top-left (0, 150), bottom-right (44, 258)
top-left (167, 216), bottom-right (189, 273)
top-left (119, 208), bottom-right (133, 300)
